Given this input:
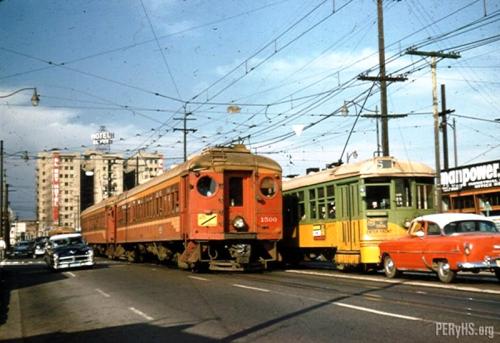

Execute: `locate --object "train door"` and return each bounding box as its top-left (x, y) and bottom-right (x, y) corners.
top-left (224, 171), bottom-right (253, 233)
top-left (105, 205), bottom-right (116, 244)
top-left (337, 182), bottom-right (361, 257)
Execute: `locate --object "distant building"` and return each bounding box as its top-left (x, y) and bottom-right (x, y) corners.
top-left (123, 150), bottom-right (164, 190)
top-left (36, 149), bottom-right (164, 233)
top-left (10, 220), bottom-right (37, 245)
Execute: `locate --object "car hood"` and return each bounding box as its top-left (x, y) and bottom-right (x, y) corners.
top-left (54, 244), bottom-right (92, 256)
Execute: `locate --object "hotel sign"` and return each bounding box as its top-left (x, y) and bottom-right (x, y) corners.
top-left (52, 153), bottom-right (60, 223)
top-left (91, 130), bottom-right (114, 145)
top-left (441, 160), bottom-right (500, 192)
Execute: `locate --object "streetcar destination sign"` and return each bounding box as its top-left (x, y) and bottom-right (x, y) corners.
top-left (441, 160), bottom-right (500, 192)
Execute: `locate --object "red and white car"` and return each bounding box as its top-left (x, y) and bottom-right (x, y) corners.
top-left (379, 213), bottom-right (500, 283)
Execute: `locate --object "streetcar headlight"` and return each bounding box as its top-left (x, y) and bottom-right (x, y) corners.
top-left (232, 216), bottom-right (246, 230)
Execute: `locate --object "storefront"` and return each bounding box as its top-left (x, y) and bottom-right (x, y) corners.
top-left (441, 160), bottom-right (500, 216)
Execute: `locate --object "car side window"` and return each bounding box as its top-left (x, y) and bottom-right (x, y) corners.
top-left (427, 222), bottom-right (441, 236)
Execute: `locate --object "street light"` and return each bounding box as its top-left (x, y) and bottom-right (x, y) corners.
top-left (0, 87), bottom-right (40, 106)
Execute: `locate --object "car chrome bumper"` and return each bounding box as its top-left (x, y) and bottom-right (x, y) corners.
top-left (457, 259), bottom-right (500, 270)
top-left (52, 256), bottom-right (94, 269)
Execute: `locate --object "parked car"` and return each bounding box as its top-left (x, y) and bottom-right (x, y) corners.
top-left (33, 236), bottom-right (49, 258)
top-left (379, 213), bottom-right (500, 283)
top-left (10, 240), bottom-right (35, 258)
top-left (44, 233), bottom-right (94, 270)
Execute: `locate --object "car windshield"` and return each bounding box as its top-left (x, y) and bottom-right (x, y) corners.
top-left (443, 220), bottom-right (499, 235)
top-left (52, 237), bottom-right (85, 247)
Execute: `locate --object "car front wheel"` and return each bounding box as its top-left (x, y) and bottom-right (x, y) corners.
top-left (437, 261), bottom-right (456, 283)
top-left (383, 255), bottom-right (399, 278)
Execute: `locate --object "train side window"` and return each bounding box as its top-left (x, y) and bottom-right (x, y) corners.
top-left (310, 201), bottom-right (317, 219)
top-left (197, 176), bottom-right (217, 197)
top-left (298, 203), bottom-right (305, 221)
top-left (229, 177), bottom-right (243, 206)
top-left (309, 189), bottom-right (316, 200)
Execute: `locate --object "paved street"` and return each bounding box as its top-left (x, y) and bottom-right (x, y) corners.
top-left (1, 258), bottom-right (499, 342)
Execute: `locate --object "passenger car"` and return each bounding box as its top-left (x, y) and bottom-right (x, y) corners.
top-left (44, 233), bottom-right (94, 270)
top-left (10, 240), bottom-right (34, 258)
top-left (33, 236), bottom-right (49, 258)
top-left (379, 213), bottom-right (500, 283)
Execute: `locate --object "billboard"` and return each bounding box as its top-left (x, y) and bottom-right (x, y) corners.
top-left (441, 160), bottom-right (500, 192)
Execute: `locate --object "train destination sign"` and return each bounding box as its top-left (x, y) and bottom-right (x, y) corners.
top-left (441, 160), bottom-right (500, 192)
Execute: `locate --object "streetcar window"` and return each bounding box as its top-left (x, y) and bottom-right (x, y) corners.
top-left (197, 176), bottom-right (217, 197)
top-left (309, 189), bottom-right (316, 199)
top-left (326, 185), bottom-right (334, 197)
top-left (229, 177), bottom-right (243, 206)
top-left (310, 201), bottom-right (317, 219)
top-left (327, 200), bottom-right (336, 219)
top-left (395, 179), bottom-right (412, 207)
top-left (366, 185), bottom-right (390, 209)
top-left (260, 177), bottom-right (276, 198)
top-left (319, 200), bottom-right (326, 219)
top-left (317, 187), bottom-right (325, 198)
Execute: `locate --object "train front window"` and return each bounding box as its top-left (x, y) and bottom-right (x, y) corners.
top-left (229, 177), bottom-right (243, 206)
top-left (260, 177), bottom-right (276, 197)
top-left (395, 178), bottom-right (412, 207)
top-left (197, 176), bottom-right (217, 197)
top-left (366, 185), bottom-right (390, 209)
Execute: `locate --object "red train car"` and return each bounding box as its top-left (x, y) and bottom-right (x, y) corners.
top-left (80, 144), bottom-right (282, 271)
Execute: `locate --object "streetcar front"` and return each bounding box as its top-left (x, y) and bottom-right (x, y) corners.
top-left (180, 144), bottom-right (282, 271)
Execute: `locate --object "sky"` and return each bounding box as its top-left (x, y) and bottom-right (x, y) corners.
top-left (1, 0), bottom-right (499, 219)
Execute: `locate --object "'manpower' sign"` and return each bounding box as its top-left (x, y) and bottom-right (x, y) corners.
top-left (441, 160), bottom-right (500, 192)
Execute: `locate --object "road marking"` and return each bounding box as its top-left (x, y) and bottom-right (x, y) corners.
top-left (285, 270), bottom-right (500, 295)
top-left (95, 288), bottom-right (111, 298)
top-left (233, 284), bottom-right (270, 293)
top-left (334, 302), bottom-right (423, 321)
top-left (416, 291), bottom-right (427, 295)
top-left (188, 276), bottom-right (209, 281)
top-left (129, 307), bottom-right (154, 321)
top-left (63, 271), bottom-right (76, 278)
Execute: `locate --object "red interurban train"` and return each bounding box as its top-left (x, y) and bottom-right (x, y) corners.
top-left (80, 144), bottom-right (282, 271)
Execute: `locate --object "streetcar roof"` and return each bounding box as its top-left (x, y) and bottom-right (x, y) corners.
top-left (283, 156), bottom-right (434, 191)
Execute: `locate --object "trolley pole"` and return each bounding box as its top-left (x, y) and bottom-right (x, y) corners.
top-left (406, 49), bottom-right (460, 212)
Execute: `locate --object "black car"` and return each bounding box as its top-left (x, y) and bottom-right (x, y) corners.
top-left (44, 233), bottom-right (94, 270)
top-left (10, 240), bottom-right (35, 258)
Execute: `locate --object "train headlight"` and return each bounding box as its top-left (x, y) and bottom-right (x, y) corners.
top-left (232, 216), bottom-right (246, 230)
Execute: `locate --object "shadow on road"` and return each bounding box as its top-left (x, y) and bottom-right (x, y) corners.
top-left (0, 323), bottom-right (217, 342)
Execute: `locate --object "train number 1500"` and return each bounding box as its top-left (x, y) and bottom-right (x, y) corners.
top-left (260, 216), bottom-right (278, 223)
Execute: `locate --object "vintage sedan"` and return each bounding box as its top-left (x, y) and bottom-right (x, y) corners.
top-left (45, 233), bottom-right (94, 270)
top-left (379, 213), bottom-right (500, 283)
top-left (10, 240), bottom-right (34, 258)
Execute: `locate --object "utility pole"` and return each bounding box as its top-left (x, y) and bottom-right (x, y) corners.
top-left (358, 0), bottom-right (407, 156)
top-left (135, 155), bottom-right (139, 186)
top-left (406, 49), bottom-right (460, 212)
top-left (174, 106), bottom-right (197, 162)
top-left (361, 107), bottom-right (407, 157)
top-left (439, 84), bottom-right (455, 170)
